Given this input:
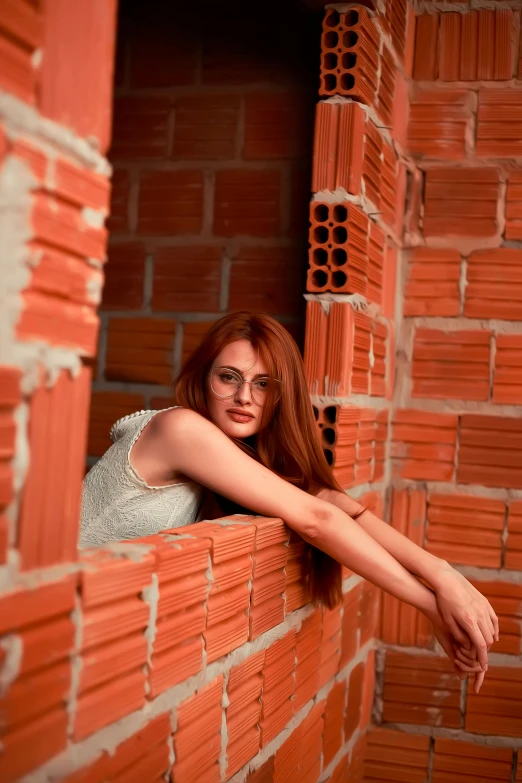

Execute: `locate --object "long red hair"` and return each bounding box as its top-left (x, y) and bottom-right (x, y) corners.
top-left (174, 311), bottom-right (343, 608)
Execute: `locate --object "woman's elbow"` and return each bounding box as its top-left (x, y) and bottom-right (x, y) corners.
top-left (298, 502), bottom-right (334, 544)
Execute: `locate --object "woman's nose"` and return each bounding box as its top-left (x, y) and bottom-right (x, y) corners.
top-left (235, 380), bottom-right (252, 404)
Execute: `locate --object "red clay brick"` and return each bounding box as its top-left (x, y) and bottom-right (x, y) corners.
top-left (411, 328), bottom-right (491, 402)
top-left (363, 727), bottom-right (430, 783)
top-left (477, 89), bottom-right (522, 158)
top-left (408, 88), bottom-right (471, 160)
top-left (182, 320), bottom-right (216, 365)
top-left (312, 101), bottom-right (365, 194)
top-left (1, 708), bottom-right (68, 782)
top-left (105, 317), bottom-right (176, 385)
top-left (18, 368), bottom-right (91, 569)
top-left (433, 737), bottom-right (512, 783)
top-left (457, 414), bottom-right (522, 490)
top-left (413, 14), bottom-right (439, 80)
top-left (40, 0), bottom-right (117, 152)
top-left (229, 246), bottom-right (303, 317)
top-left (392, 409), bottom-right (458, 483)
top-left (172, 94), bottom-right (240, 159)
top-left (214, 169), bottom-right (281, 237)
top-left (244, 91), bottom-right (311, 160)
top-left (466, 666), bottom-right (522, 737)
top-left (383, 651), bottom-right (462, 728)
top-left (101, 242), bottom-right (146, 311)
top-left (426, 493), bottom-right (504, 569)
top-left (153, 245), bottom-right (222, 313)
top-left (138, 170), bottom-right (204, 235)
top-left (423, 167), bottom-right (500, 238)
top-left (106, 169), bottom-right (130, 233)
top-left (404, 248), bottom-right (461, 317)
top-left (493, 334), bottom-right (522, 404)
top-left (111, 96), bottom-right (170, 159)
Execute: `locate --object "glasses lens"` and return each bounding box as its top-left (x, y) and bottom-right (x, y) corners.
top-left (251, 378), bottom-right (281, 405)
top-left (210, 368), bottom-right (241, 398)
top-left (210, 368), bottom-right (281, 404)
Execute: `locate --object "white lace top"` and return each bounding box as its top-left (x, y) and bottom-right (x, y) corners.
top-left (79, 408), bottom-right (202, 549)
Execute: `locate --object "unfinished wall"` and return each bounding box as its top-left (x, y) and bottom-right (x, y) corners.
top-left (87, 0), bottom-right (318, 465)
top-left (2, 0), bottom-right (522, 781)
top-left (372, 1), bottom-right (522, 780)
top-left (0, 1), bottom-right (376, 781)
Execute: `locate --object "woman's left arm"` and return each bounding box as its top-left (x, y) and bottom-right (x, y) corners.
top-left (319, 489), bottom-right (500, 647)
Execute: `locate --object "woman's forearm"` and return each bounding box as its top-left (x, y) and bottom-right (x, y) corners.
top-left (307, 503), bottom-right (439, 621)
top-left (321, 489), bottom-right (449, 589)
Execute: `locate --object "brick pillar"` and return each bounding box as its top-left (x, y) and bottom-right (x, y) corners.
top-left (303, 1), bottom-right (415, 776)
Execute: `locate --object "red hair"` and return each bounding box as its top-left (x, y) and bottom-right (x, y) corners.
top-left (174, 311), bottom-right (343, 608)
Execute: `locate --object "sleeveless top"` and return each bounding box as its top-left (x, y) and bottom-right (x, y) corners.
top-left (79, 408), bottom-right (202, 549)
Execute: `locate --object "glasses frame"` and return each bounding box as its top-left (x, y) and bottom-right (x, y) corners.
top-left (209, 366), bottom-right (281, 404)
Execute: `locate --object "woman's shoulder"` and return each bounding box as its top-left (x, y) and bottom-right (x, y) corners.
top-left (149, 406), bottom-right (216, 441)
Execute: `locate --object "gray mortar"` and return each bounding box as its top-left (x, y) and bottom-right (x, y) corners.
top-left (0, 93), bottom-right (109, 173)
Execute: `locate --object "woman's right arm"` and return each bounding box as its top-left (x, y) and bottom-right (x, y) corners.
top-left (144, 408), bottom-right (488, 672)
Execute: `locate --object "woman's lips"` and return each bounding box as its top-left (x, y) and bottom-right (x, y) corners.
top-left (227, 411), bottom-right (254, 424)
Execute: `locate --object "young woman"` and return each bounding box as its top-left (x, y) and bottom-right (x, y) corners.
top-left (80, 311), bottom-right (498, 692)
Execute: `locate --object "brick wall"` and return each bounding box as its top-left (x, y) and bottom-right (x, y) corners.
top-left (372, 1), bottom-right (522, 779)
top-left (2, 0), bottom-right (522, 781)
top-left (87, 0), bottom-right (318, 464)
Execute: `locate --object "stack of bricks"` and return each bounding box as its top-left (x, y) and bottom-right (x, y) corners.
top-left (0, 518), bottom-right (376, 781)
top-left (87, 0), bottom-right (318, 465)
top-left (0, 1), bottom-right (379, 781)
top-left (3, 0), bottom-right (522, 781)
top-left (304, 0), bottom-right (409, 521)
top-left (365, 1), bottom-right (522, 780)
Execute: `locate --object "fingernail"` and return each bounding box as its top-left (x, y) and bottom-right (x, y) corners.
top-left (484, 664), bottom-right (488, 672)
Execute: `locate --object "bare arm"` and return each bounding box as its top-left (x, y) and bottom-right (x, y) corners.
top-left (319, 488), bottom-right (499, 667)
top-left (318, 488), bottom-right (447, 588)
top-left (147, 409), bottom-right (441, 622)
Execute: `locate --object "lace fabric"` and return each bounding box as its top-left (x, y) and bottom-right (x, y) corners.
top-left (79, 408), bottom-right (202, 549)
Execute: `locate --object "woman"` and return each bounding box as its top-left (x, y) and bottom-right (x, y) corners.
top-left (81, 311), bottom-right (498, 691)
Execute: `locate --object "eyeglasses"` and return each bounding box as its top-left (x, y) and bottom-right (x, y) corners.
top-left (209, 367), bottom-right (281, 405)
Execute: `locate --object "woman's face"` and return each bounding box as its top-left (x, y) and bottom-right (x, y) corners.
top-left (207, 339), bottom-right (272, 439)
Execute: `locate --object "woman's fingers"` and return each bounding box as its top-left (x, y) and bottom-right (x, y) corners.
top-left (454, 644), bottom-right (476, 662)
top-left (454, 657), bottom-right (482, 673)
top-left (491, 608), bottom-right (500, 642)
top-left (473, 670), bottom-right (486, 694)
top-left (460, 621), bottom-right (489, 670)
top-left (477, 617), bottom-right (494, 648)
top-left (488, 607), bottom-right (500, 642)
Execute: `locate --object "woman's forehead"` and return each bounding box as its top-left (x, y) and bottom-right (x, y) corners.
top-left (214, 339), bottom-right (268, 375)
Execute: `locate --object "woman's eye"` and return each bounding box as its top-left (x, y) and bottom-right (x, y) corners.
top-left (255, 380), bottom-right (269, 390)
top-left (220, 372), bottom-right (239, 383)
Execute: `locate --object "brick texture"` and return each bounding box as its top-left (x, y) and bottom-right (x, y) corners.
top-left (88, 0), bottom-right (316, 456)
top-left (3, 0), bottom-right (522, 780)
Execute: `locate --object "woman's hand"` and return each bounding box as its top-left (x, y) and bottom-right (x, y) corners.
top-left (430, 614), bottom-right (487, 694)
top-left (433, 563), bottom-right (499, 671)
top-left (453, 643), bottom-right (488, 694)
